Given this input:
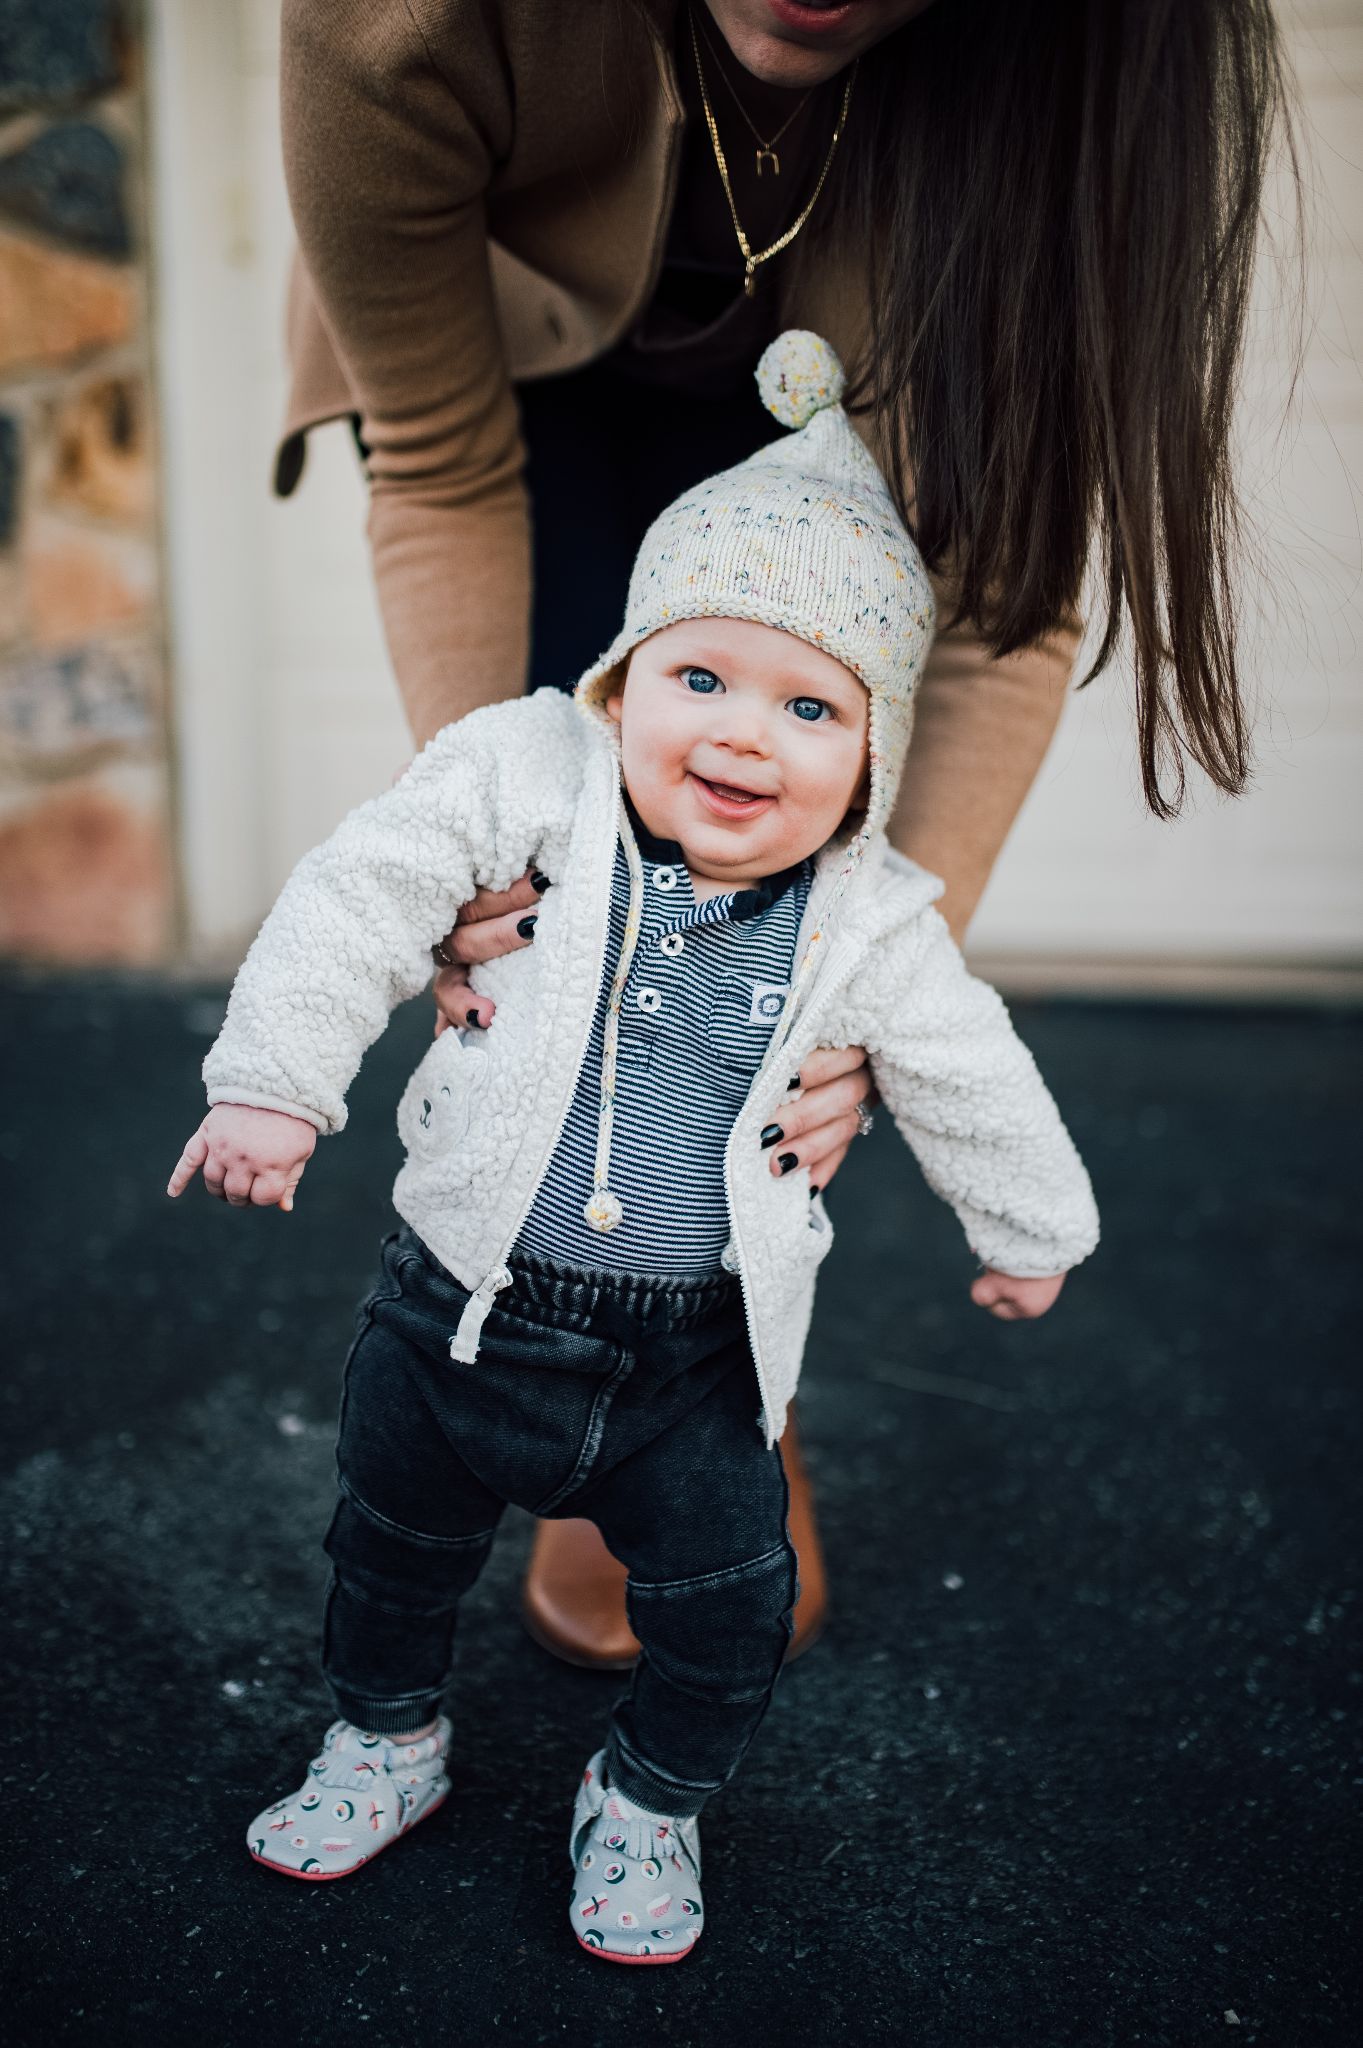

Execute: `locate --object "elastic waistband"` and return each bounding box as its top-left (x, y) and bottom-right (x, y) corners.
top-left (398, 1226), bottom-right (742, 1339)
top-left (504, 1248), bottom-right (741, 1336)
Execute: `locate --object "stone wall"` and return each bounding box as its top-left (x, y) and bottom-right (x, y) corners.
top-left (0, 0), bottom-right (172, 964)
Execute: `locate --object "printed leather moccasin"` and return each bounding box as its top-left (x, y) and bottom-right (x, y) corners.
top-left (247, 1717), bottom-right (451, 1880)
top-left (568, 1749), bottom-right (704, 1964)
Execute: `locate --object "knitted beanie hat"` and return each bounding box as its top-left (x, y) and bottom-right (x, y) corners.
top-left (576, 328), bottom-right (936, 845)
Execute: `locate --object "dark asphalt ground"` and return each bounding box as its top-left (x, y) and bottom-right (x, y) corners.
top-left (1, 975), bottom-right (1359, 2047)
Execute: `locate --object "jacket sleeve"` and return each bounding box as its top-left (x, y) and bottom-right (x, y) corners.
top-left (279, 0), bottom-right (530, 746)
top-left (202, 712), bottom-right (523, 1136)
top-left (848, 903), bottom-right (1100, 1277)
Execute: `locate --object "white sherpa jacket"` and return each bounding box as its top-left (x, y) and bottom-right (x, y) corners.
top-left (204, 688), bottom-right (1099, 1445)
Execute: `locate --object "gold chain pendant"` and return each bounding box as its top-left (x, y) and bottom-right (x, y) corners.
top-left (693, 6), bottom-right (810, 182)
top-left (691, 8), bottom-right (857, 303)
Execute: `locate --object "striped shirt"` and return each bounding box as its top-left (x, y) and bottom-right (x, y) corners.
top-left (515, 811), bottom-right (811, 1275)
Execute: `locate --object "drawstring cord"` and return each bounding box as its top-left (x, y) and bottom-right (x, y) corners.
top-left (582, 812), bottom-right (645, 1234)
top-left (449, 1263), bottom-right (512, 1363)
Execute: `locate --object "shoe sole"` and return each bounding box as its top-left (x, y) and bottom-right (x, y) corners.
top-left (575, 1935), bottom-right (698, 1966)
top-left (248, 1788), bottom-right (449, 1881)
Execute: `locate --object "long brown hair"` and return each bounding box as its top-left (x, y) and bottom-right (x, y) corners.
top-left (819, 0), bottom-right (1298, 815)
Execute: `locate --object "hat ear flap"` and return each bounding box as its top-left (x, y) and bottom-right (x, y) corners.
top-left (577, 655), bottom-right (630, 728)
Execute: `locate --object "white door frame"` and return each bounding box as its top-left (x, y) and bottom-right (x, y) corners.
top-left (148, 0), bottom-right (268, 960)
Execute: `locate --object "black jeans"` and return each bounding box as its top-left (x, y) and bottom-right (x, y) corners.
top-left (322, 1227), bottom-right (798, 1818)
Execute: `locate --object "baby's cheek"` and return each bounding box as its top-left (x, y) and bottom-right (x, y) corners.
top-left (782, 754), bottom-right (867, 857)
top-left (633, 705), bottom-right (690, 777)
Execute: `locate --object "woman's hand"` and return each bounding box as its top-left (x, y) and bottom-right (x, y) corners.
top-left (167, 1103), bottom-right (317, 1211)
top-left (970, 1269), bottom-right (1065, 1321)
top-left (760, 1044), bottom-right (877, 1191)
top-left (431, 870), bottom-right (550, 1035)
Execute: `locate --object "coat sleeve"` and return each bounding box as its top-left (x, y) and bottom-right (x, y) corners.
top-left (846, 903), bottom-right (1100, 1277)
top-left (201, 709), bottom-right (530, 1136)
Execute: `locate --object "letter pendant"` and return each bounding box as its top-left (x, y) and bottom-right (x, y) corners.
top-left (755, 146), bottom-right (779, 179)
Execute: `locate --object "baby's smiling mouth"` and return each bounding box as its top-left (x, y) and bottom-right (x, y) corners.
top-left (688, 771), bottom-right (777, 820)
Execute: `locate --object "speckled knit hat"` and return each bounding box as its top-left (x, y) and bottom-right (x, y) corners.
top-left (576, 328), bottom-right (936, 842)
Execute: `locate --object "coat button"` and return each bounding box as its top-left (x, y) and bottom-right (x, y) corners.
top-left (652, 865), bottom-right (679, 891)
top-left (636, 987), bottom-right (662, 1015)
top-left (659, 932), bottom-right (684, 957)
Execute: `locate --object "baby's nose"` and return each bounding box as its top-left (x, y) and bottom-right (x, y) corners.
top-left (713, 706), bottom-right (772, 754)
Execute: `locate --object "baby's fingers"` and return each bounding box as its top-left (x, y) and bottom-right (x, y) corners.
top-left (167, 1130), bottom-right (208, 1197)
top-left (971, 1269), bottom-right (1064, 1320)
top-left (272, 1163), bottom-right (309, 1213)
top-left (970, 1271), bottom-right (1024, 1319)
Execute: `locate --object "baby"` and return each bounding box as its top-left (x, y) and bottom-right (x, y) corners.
top-left (170, 332), bottom-right (1098, 1962)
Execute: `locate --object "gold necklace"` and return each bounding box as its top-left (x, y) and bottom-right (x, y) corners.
top-left (690, 9), bottom-right (856, 296)
top-left (693, 8), bottom-right (812, 176)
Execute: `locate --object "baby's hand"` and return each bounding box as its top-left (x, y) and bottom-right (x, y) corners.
top-left (167, 1103), bottom-right (317, 1211)
top-left (970, 1268), bottom-right (1065, 1321)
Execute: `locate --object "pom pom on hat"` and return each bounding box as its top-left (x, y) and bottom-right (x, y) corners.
top-left (757, 329), bottom-right (846, 429)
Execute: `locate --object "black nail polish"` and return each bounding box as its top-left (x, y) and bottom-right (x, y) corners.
top-left (465, 1009), bottom-right (483, 1029)
top-left (777, 1152), bottom-right (798, 1176)
top-left (516, 914), bottom-right (538, 940)
top-left (760, 1124), bottom-right (784, 1149)
top-left (530, 870), bottom-right (551, 894)
top-left (787, 1074), bottom-right (802, 1093)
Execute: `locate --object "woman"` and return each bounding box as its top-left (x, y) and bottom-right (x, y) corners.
top-left (273, 0), bottom-right (1291, 1666)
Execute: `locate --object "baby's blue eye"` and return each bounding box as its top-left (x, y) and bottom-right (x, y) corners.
top-left (789, 697), bottom-right (831, 723)
top-left (683, 667), bottom-right (723, 695)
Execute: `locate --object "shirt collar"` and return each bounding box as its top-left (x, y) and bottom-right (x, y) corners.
top-left (623, 794), bottom-right (807, 925)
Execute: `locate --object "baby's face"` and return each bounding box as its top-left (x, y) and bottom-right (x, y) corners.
top-left (606, 618), bottom-right (869, 890)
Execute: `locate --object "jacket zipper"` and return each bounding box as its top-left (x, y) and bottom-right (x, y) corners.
top-left (722, 837), bottom-right (885, 1439)
top-left (723, 928), bottom-right (868, 1445)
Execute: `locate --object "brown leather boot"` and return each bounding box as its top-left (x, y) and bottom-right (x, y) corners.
top-left (520, 1407), bottom-right (828, 1668)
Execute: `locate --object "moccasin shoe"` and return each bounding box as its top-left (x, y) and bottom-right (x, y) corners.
top-left (568, 1749), bottom-right (703, 1964)
top-left (247, 1717), bottom-right (451, 1880)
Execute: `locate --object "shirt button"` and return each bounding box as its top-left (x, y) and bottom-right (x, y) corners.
top-left (652, 865), bottom-right (679, 892)
top-left (659, 932), bottom-right (684, 958)
top-left (636, 987), bottom-right (662, 1015)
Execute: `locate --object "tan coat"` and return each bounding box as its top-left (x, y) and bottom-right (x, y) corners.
top-left (278, 0), bottom-right (1079, 937)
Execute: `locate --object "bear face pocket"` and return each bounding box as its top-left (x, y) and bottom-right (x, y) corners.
top-left (396, 1028), bottom-right (483, 1160)
top-left (704, 974), bottom-right (790, 1103)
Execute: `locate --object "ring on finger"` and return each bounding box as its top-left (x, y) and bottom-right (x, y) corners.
top-left (854, 1101), bottom-right (875, 1140)
top-left (430, 940), bottom-right (457, 970)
